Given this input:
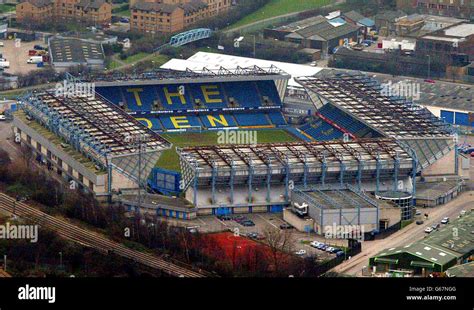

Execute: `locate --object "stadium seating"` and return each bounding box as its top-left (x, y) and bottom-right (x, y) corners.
top-left (267, 112), bottom-right (287, 126)
top-left (285, 127), bottom-right (313, 142)
top-left (299, 117), bottom-right (344, 141)
top-left (256, 80), bottom-right (282, 106)
top-left (317, 104), bottom-right (376, 137)
top-left (224, 82), bottom-right (262, 108)
top-left (234, 113), bottom-right (271, 126)
top-left (199, 114), bottom-right (238, 128)
top-left (96, 81), bottom-right (286, 131)
top-left (188, 84), bottom-right (228, 109)
top-left (159, 115), bottom-right (202, 130)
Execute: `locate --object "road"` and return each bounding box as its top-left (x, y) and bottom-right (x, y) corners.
top-left (332, 190), bottom-right (474, 276)
top-left (0, 193), bottom-right (207, 278)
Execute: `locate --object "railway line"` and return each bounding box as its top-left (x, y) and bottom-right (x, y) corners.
top-left (0, 193), bottom-right (206, 278)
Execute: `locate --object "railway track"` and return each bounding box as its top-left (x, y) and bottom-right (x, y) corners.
top-left (0, 193), bottom-right (206, 278)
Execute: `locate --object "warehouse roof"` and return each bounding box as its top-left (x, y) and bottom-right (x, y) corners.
top-left (416, 180), bottom-right (463, 200)
top-left (374, 210), bottom-right (474, 267)
top-left (344, 10), bottom-right (365, 23)
top-left (49, 37), bottom-right (104, 64)
top-left (289, 20), bottom-right (360, 41)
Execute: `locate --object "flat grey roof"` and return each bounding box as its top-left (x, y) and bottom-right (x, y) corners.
top-left (49, 37), bottom-right (104, 64)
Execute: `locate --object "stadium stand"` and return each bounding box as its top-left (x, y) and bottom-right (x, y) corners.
top-left (317, 104), bottom-right (381, 138)
top-left (96, 79), bottom-right (287, 131)
top-left (298, 116), bottom-right (344, 141)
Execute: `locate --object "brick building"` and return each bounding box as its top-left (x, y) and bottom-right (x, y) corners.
top-left (397, 0), bottom-right (473, 19)
top-left (16, 0), bottom-right (111, 25)
top-left (130, 0), bottom-right (231, 34)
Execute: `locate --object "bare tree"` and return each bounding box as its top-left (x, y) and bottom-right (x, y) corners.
top-left (263, 227), bottom-right (295, 273)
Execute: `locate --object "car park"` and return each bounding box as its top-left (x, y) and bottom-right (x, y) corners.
top-left (441, 217), bottom-right (449, 224)
top-left (424, 227), bottom-right (433, 233)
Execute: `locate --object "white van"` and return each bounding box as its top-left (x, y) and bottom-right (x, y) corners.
top-left (0, 61), bottom-right (9, 68)
top-left (27, 56), bottom-right (43, 64)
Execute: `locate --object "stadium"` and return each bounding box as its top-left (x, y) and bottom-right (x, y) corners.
top-left (10, 57), bottom-right (466, 235)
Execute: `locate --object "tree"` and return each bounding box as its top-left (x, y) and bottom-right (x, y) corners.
top-left (263, 227), bottom-right (294, 274)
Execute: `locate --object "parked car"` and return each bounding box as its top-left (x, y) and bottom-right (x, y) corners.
top-left (279, 223), bottom-right (294, 230)
top-left (294, 249), bottom-right (306, 256)
top-left (217, 215), bottom-right (231, 221)
top-left (415, 209), bottom-right (422, 216)
top-left (431, 223), bottom-right (440, 230)
top-left (241, 220), bottom-right (255, 227)
top-left (424, 227), bottom-right (433, 233)
top-left (416, 220), bottom-right (424, 225)
top-left (0, 114), bottom-right (6, 121)
top-left (325, 247), bottom-right (335, 253)
top-left (331, 248), bottom-right (341, 253)
top-left (460, 210), bottom-right (466, 216)
top-left (441, 217), bottom-right (449, 224)
top-left (335, 251), bottom-right (345, 257)
top-left (247, 232), bottom-right (258, 239)
top-left (310, 241), bottom-right (322, 248)
top-left (34, 45), bottom-right (45, 50)
top-left (317, 244), bottom-right (327, 250)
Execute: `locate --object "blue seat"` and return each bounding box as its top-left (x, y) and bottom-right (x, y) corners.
top-left (267, 112), bottom-right (287, 125)
top-left (188, 83), bottom-right (228, 109)
top-left (159, 115), bottom-right (202, 130)
top-left (200, 114), bottom-right (237, 128)
top-left (122, 86), bottom-right (155, 111)
top-left (234, 113), bottom-right (270, 126)
top-left (256, 81), bottom-right (282, 106)
top-left (156, 85), bottom-right (194, 111)
top-left (299, 116), bottom-right (344, 141)
top-left (224, 82), bottom-right (261, 108)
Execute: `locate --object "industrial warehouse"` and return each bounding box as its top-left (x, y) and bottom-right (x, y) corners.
top-left (370, 210), bottom-right (474, 276)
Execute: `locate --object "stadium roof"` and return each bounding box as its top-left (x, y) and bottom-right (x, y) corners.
top-left (296, 75), bottom-right (454, 139)
top-left (21, 91), bottom-right (170, 157)
top-left (162, 51), bottom-right (323, 88)
top-left (178, 138), bottom-right (413, 171)
top-left (84, 65), bottom-right (289, 86)
top-left (315, 68), bottom-right (474, 113)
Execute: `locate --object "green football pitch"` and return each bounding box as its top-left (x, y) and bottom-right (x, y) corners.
top-left (155, 129), bottom-right (299, 172)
